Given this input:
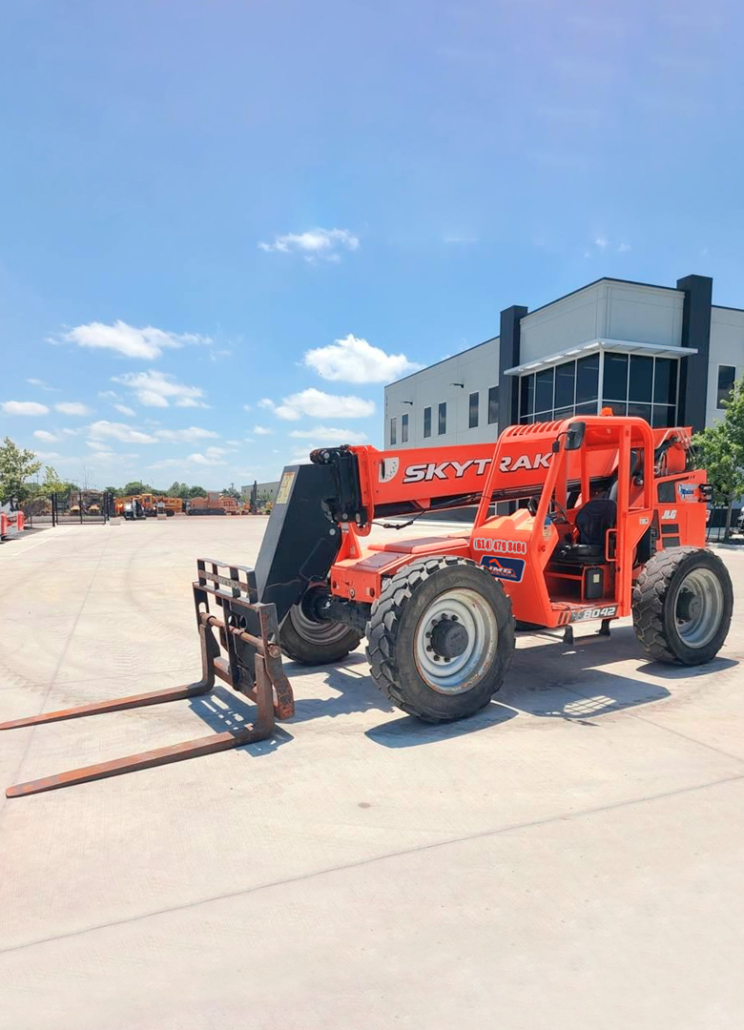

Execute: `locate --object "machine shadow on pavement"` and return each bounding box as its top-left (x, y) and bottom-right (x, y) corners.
top-left (366, 626), bottom-right (739, 747)
top-left (186, 624), bottom-right (738, 756)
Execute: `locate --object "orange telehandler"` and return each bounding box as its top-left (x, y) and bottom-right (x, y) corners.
top-left (2, 414), bottom-right (733, 795)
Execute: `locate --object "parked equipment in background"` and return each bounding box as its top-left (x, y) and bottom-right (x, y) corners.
top-left (187, 492), bottom-right (240, 516)
top-left (3, 415), bottom-right (733, 796)
top-left (0, 499), bottom-right (24, 541)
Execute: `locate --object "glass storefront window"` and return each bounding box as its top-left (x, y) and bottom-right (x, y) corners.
top-left (520, 376), bottom-right (534, 418)
top-left (535, 368), bottom-right (554, 414)
top-left (629, 356), bottom-right (653, 402)
top-left (519, 352), bottom-right (679, 427)
top-left (654, 359), bottom-right (677, 405)
top-left (576, 354), bottom-right (600, 404)
top-left (628, 402), bottom-right (652, 422)
top-left (603, 353), bottom-right (628, 401)
top-left (555, 361), bottom-right (575, 409)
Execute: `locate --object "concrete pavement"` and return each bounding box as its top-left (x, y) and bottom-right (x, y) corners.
top-left (0, 517), bottom-right (743, 1029)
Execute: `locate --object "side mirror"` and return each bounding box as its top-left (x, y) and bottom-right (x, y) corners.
top-left (564, 421), bottom-right (586, 451)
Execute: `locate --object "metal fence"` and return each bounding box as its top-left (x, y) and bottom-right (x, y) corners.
top-left (22, 492), bottom-right (115, 528)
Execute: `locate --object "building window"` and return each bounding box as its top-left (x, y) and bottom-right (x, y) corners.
top-left (488, 386), bottom-right (499, 424)
top-left (603, 353), bottom-right (628, 403)
top-left (575, 354), bottom-right (600, 407)
top-left (518, 352), bottom-right (679, 425)
top-left (390, 417), bottom-right (396, 446)
top-left (423, 406), bottom-right (432, 438)
top-left (401, 413), bottom-right (409, 443)
top-left (534, 368), bottom-right (555, 416)
top-left (718, 365), bottom-right (736, 408)
top-left (438, 402), bottom-right (447, 435)
top-left (468, 391), bottom-right (479, 428)
top-left (554, 361), bottom-right (575, 410)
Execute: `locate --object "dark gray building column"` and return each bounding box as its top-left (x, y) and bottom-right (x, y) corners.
top-left (676, 274), bottom-right (712, 433)
top-left (498, 304), bottom-right (528, 435)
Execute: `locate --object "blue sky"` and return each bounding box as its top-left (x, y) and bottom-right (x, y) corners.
top-left (2, 0), bottom-right (743, 489)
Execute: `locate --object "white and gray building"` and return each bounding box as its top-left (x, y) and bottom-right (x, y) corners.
top-left (384, 275), bottom-right (742, 449)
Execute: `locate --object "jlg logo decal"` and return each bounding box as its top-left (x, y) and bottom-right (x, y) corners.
top-left (403, 453), bottom-right (551, 484)
top-left (661, 509), bottom-right (677, 520)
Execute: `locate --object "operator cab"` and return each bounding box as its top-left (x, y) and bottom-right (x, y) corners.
top-left (538, 424), bottom-right (653, 606)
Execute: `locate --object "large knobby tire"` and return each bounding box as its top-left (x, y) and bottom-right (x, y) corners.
top-left (366, 556), bottom-right (515, 723)
top-left (633, 546), bottom-right (733, 665)
top-left (279, 602), bottom-right (362, 665)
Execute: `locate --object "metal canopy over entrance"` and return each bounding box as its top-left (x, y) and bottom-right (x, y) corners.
top-left (503, 338), bottom-right (697, 378)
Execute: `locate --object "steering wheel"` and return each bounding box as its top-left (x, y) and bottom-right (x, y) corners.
top-left (527, 496), bottom-right (570, 523)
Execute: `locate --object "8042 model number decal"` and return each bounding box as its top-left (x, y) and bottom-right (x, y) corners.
top-left (480, 555), bottom-right (526, 583)
top-left (570, 605), bottom-right (618, 623)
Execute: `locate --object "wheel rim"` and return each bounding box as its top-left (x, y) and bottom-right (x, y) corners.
top-left (414, 588), bottom-right (498, 694)
top-left (674, 567), bottom-right (724, 648)
top-left (289, 601), bottom-right (352, 645)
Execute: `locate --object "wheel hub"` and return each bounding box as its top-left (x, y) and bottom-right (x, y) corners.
top-left (415, 588), bottom-right (498, 694)
top-left (674, 567), bottom-right (724, 648)
top-left (677, 588), bottom-right (702, 622)
top-left (430, 616), bottom-right (469, 659)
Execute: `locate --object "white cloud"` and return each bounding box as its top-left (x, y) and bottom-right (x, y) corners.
top-left (155, 427), bottom-right (220, 443)
top-left (617, 242), bottom-right (631, 253)
top-left (114, 403), bottom-right (136, 416)
top-left (33, 450), bottom-right (60, 460)
top-left (1, 401), bottom-right (49, 416)
top-left (289, 426), bottom-right (368, 444)
top-left (33, 429), bottom-right (60, 442)
top-left (88, 420), bottom-right (158, 444)
top-left (98, 390), bottom-right (119, 400)
top-left (55, 402), bottom-right (93, 416)
top-left (253, 426), bottom-right (273, 436)
top-left (54, 321), bottom-right (212, 360)
top-left (188, 451), bottom-right (227, 466)
top-left (264, 388), bottom-right (375, 421)
top-left (62, 427), bottom-right (81, 436)
top-left (258, 228), bottom-right (359, 262)
top-left (594, 237), bottom-right (609, 249)
top-left (304, 334), bottom-right (421, 384)
top-left (87, 441), bottom-right (113, 452)
top-left (258, 398), bottom-right (273, 409)
top-left (243, 403), bottom-right (252, 412)
top-left (111, 370), bottom-right (208, 408)
top-left (27, 378), bottom-right (58, 392)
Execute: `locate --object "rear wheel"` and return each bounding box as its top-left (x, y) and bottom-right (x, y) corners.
top-left (366, 556), bottom-right (515, 722)
top-left (280, 597), bottom-right (362, 665)
top-left (633, 546), bottom-right (733, 665)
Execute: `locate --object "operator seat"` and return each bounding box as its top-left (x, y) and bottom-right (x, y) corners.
top-left (555, 499), bottom-right (617, 562)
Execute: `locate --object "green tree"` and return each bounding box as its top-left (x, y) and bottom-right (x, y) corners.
top-left (103, 485), bottom-right (122, 497)
top-left (0, 437), bottom-right (43, 503)
top-left (186, 485), bottom-right (207, 499)
top-left (122, 481), bottom-right (153, 495)
top-left (693, 387), bottom-right (744, 541)
top-left (222, 484), bottom-right (241, 500)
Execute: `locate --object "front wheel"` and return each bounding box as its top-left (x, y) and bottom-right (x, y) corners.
top-left (633, 546), bottom-right (733, 665)
top-left (279, 599), bottom-right (362, 665)
top-left (366, 556), bottom-right (515, 722)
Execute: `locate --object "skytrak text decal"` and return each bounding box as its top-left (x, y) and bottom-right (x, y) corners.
top-left (402, 453), bottom-right (551, 484)
top-left (480, 556), bottom-right (526, 583)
